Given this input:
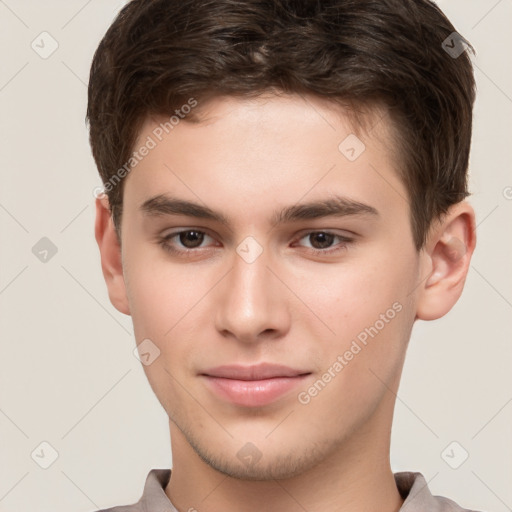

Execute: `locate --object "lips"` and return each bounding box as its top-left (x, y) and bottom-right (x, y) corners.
top-left (201, 363), bottom-right (310, 380)
top-left (200, 363), bottom-right (311, 407)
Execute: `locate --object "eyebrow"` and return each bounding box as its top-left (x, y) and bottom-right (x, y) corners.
top-left (140, 193), bottom-right (379, 226)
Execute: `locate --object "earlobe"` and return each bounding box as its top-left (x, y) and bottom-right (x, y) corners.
top-left (416, 202), bottom-right (476, 321)
top-left (94, 196), bottom-right (131, 315)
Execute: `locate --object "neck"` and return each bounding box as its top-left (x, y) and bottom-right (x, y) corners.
top-left (165, 395), bottom-right (404, 512)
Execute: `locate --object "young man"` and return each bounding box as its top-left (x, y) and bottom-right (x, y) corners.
top-left (87, 0), bottom-right (479, 510)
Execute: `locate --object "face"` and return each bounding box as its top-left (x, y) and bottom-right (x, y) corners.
top-left (115, 94), bottom-right (422, 479)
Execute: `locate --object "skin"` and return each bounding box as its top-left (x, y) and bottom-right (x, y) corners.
top-left (95, 93), bottom-right (476, 512)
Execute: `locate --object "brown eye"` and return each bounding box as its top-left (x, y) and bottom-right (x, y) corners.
top-left (295, 231), bottom-right (353, 255)
top-left (308, 232), bottom-right (335, 249)
top-left (178, 230), bottom-right (205, 248)
top-left (159, 229), bottom-right (215, 255)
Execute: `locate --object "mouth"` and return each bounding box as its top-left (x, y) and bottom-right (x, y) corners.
top-left (199, 363), bottom-right (312, 407)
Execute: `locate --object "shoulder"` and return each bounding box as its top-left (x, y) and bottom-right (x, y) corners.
top-left (90, 468), bottom-right (173, 512)
top-left (395, 471), bottom-right (484, 512)
top-left (93, 506), bottom-right (137, 512)
top-left (90, 498), bottom-right (142, 512)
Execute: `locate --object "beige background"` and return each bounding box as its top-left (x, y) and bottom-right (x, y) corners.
top-left (0, 1), bottom-right (511, 511)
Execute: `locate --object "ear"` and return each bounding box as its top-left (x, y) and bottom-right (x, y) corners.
top-left (94, 195), bottom-right (131, 315)
top-left (416, 201), bottom-right (476, 321)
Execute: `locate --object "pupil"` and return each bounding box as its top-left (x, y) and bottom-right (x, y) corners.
top-left (180, 230), bottom-right (204, 248)
top-left (311, 232), bottom-right (333, 249)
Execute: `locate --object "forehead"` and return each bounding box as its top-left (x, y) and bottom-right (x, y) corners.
top-left (123, 93), bottom-right (407, 228)
top-left (157, 93), bottom-right (389, 141)
top-left (136, 93), bottom-right (393, 158)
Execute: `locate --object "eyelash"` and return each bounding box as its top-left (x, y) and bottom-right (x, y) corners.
top-left (158, 229), bottom-right (353, 257)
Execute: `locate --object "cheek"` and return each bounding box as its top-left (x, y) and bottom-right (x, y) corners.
top-left (124, 258), bottom-right (197, 411)
top-left (295, 269), bottom-right (415, 423)
top-left (124, 247), bottom-right (206, 340)
top-left (299, 255), bottom-right (413, 338)
top-left (295, 245), bottom-right (417, 386)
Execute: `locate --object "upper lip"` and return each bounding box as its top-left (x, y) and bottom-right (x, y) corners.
top-left (200, 363), bottom-right (311, 381)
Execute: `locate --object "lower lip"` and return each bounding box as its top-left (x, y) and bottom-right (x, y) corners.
top-left (202, 375), bottom-right (310, 407)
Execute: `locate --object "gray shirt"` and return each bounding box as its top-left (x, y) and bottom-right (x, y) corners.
top-left (94, 469), bottom-right (481, 512)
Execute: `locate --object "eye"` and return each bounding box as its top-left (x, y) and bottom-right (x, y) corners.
top-left (157, 229), bottom-right (354, 258)
top-left (159, 229), bottom-right (216, 255)
top-left (294, 231), bottom-right (353, 254)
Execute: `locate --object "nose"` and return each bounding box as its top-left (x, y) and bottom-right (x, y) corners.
top-left (213, 242), bottom-right (291, 344)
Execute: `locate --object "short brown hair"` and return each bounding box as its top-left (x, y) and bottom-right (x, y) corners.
top-left (86, 0), bottom-right (476, 249)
